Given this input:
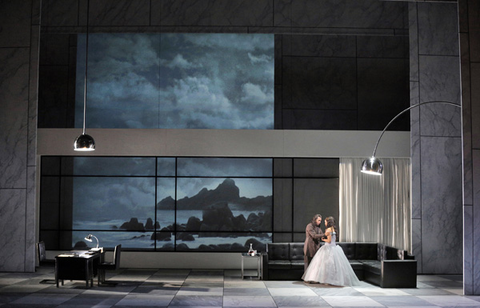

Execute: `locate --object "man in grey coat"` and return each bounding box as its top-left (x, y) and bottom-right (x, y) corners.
top-left (303, 214), bottom-right (324, 271)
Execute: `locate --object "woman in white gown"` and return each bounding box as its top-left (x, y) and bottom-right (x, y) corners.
top-left (302, 216), bottom-right (360, 286)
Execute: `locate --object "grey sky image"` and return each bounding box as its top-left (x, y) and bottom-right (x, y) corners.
top-left (76, 33), bottom-right (274, 129)
top-left (73, 177), bottom-right (156, 221)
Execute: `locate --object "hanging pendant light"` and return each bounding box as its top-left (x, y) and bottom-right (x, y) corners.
top-left (74, 0), bottom-right (95, 151)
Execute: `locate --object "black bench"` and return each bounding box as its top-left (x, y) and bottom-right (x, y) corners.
top-left (263, 242), bottom-right (416, 288)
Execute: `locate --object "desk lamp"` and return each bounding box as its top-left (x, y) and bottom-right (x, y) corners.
top-left (84, 234), bottom-right (99, 250)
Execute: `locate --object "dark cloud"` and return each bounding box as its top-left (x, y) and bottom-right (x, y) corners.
top-left (76, 33), bottom-right (274, 129)
top-left (73, 177), bottom-right (155, 221)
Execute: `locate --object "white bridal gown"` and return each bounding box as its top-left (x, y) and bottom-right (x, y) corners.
top-left (302, 232), bottom-right (360, 286)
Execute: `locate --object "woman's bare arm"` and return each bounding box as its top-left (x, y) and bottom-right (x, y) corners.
top-left (322, 228), bottom-right (332, 243)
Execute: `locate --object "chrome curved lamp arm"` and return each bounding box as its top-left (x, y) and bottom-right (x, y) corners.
top-left (362, 100), bottom-right (461, 175)
top-left (85, 234), bottom-right (99, 249)
top-left (370, 101), bottom-right (461, 158)
top-left (92, 234), bottom-right (99, 248)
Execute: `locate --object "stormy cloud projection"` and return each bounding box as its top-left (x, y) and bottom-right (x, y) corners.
top-left (67, 157), bottom-right (272, 251)
top-left (75, 33), bottom-right (274, 129)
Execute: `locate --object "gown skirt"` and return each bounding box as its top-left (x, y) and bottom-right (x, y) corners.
top-left (302, 234), bottom-right (360, 287)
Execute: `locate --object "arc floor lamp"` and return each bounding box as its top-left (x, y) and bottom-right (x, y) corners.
top-left (361, 101), bottom-right (461, 175)
top-left (74, 0), bottom-right (95, 151)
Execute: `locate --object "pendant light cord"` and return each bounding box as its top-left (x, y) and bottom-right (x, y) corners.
top-left (82, 0), bottom-right (90, 135)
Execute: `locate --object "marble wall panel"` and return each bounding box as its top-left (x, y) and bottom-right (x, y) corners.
top-left (273, 179), bottom-right (293, 232)
top-left (420, 136), bottom-right (463, 274)
top-left (89, 0), bottom-right (150, 26)
top-left (418, 2), bottom-right (459, 56)
top-left (419, 55), bottom-right (461, 105)
top-left (0, 48), bottom-right (29, 189)
top-left (357, 36), bottom-right (408, 59)
top-left (282, 35), bottom-right (355, 57)
top-left (473, 149), bottom-right (480, 293)
top-left (411, 135), bottom-right (421, 219)
top-left (410, 81), bottom-right (420, 137)
top-left (419, 55), bottom-right (461, 137)
top-left (273, 0), bottom-right (406, 30)
top-left (472, 64), bottom-right (480, 149)
top-left (410, 82), bottom-right (421, 220)
top-left (152, 0), bottom-right (273, 27)
top-left (411, 218), bottom-right (422, 273)
top-left (409, 3), bottom-right (419, 82)
top-left (476, 205), bottom-right (480, 294)
top-left (282, 109), bottom-right (357, 130)
top-left (459, 0), bottom-right (480, 293)
top-left (420, 103), bottom-right (462, 137)
top-left (357, 58), bottom-right (410, 131)
top-left (464, 205), bottom-right (473, 295)
top-left (293, 179), bottom-right (339, 233)
top-left (0, 189), bottom-right (27, 271)
top-left (461, 34), bottom-right (473, 205)
top-left (282, 57), bottom-right (357, 110)
top-left (41, 0), bottom-right (78, 27)
top-left (26, 166), bottom-right (36, 272)
top-left (28, 25), bottom-right (40, 167)
top-left (0, 0), bottom-right (32, 48)
top-left (410, 0), bottom-right (463, 276)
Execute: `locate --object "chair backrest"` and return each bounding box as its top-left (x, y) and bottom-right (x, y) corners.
top-left (38, 241), bottom-right (46, 262)
top-left (113, 244), bottom-right (121, 269)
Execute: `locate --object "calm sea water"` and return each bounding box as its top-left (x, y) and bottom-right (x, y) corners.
top-left (72, 210), bottom-right (270, 249)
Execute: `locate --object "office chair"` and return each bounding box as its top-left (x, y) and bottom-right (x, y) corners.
top-left (37, 241), bottom-right (55, 284)
top-left (97, 244), bottom-right (121, 286)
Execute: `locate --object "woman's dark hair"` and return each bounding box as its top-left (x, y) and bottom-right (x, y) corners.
top-left (325, 216), bottom-right (338, 234)
top-left (311, 214), bottom-right (322, 225)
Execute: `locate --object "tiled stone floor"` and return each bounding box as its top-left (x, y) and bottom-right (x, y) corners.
top-left (0, 266), bottom-right (479, 307)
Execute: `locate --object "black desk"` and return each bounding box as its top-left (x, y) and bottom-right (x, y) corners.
top-left (55, 250), bottom-right (103, 288)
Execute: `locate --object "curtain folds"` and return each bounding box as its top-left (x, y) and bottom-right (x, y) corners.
top-left (339, 158), bottom-right (411, 252)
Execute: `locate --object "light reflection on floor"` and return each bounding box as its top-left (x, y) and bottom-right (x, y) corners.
top-left (0, 266), bottom-right (477, 307)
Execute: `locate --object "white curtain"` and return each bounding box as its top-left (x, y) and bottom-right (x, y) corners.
top-left (339, 158), bottom-right (411, 252)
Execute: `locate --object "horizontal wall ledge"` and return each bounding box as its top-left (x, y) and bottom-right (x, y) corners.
top-left (37, 128), bottom-right (410, 158)
top-left (45, 251), bottom-right (260, 270)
